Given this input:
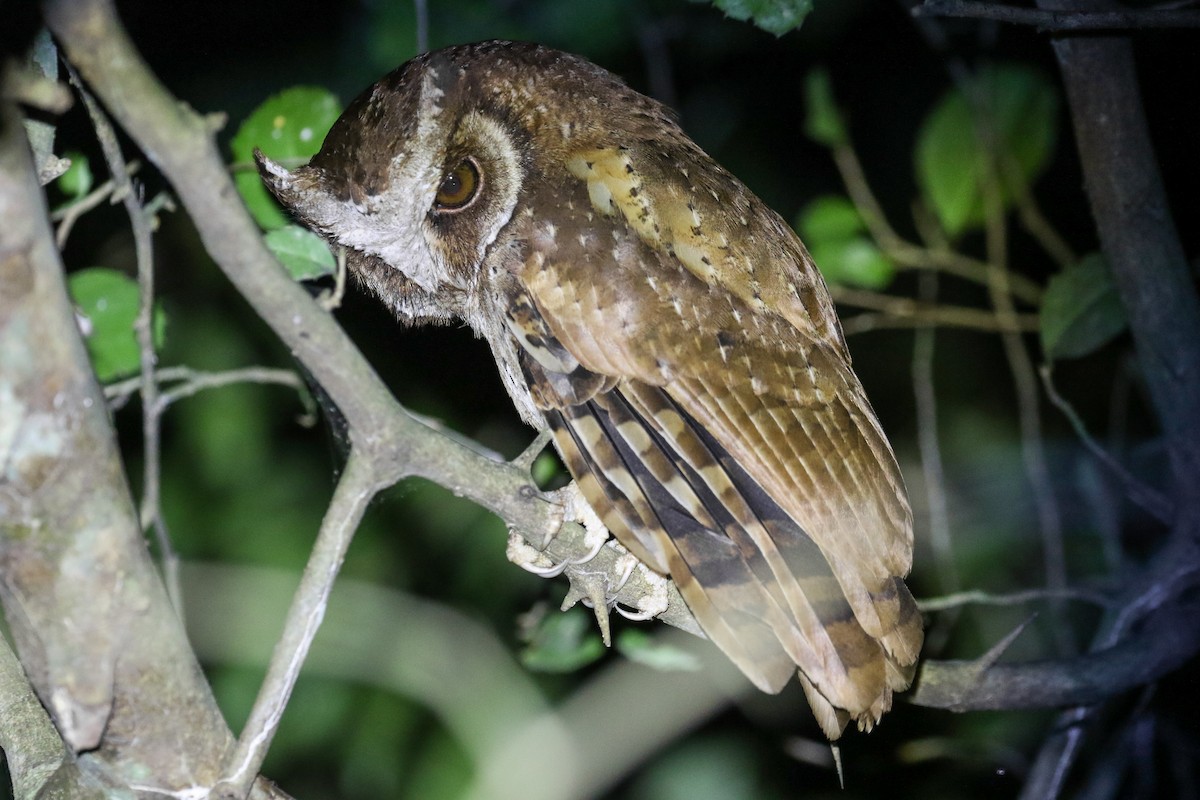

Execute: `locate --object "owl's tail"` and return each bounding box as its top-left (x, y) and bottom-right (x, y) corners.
top-left (545, 379), bottom-right (922, 739)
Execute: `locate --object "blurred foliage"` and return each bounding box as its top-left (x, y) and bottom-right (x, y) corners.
top-left (694, 0), bottom-right (813, 35)
top-left (615, 629), bottom-right (704, 673)
top-left (16, 0), bottom-right (1199, 797)
top-left (802, 68), bottom-right (847, 148)
top-left (797, 195), bottom-right (895, 288)
top-left (520, 605), bottom-right (607, 673)
top-left (55, 149), bottom-right (92, 198)
top-left (915, 64), bottom-right (1058, 238)
top-left (628, 735), bottom-right (769, 800)
top-left (1040, 254), bottom-right (1128, 361)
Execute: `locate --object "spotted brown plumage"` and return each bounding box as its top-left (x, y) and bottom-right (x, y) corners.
top-left (256, 40), bottom-right (923, 738)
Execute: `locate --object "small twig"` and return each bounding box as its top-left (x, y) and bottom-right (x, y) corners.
top-left (831, 142), bottom-right (1045, 305)
top-left (316, 247), bottom-right (347, 311)
top-left (918, 586), bottom-right (1113, 613)
top-left (832, 285), bottom-right (1040, 333)
top-left (1013, 187), bottom-right (1077, 271)
top-left (511, 429), bottom-right (554, 475)
top-left (67, 65), bottom-right (184, 610)
top-left (975, 89), bottom-right (1071, 656)
top-left (1019, 705), bottom-right (1090, 800)
top-left (104, 365), bottom-right (310, 415)
top-left (414, 0), bottom-right (429, 53)
top-left (1105, 563), bottom-right (1200, 647)
top-left (1039, 365), bottom-right (1174, 523)
top-left (912, 272), bottom-right (959, 603)
top-left (991, 135), bottom-right (1078, 270)
top-left (913, 0), bottom-right (1200, 31)
top-left (212, 450), bottom-right (378, 800)
top-left (53, 178), bottom-right (115, 247)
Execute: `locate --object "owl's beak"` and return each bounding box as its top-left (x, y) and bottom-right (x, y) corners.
top-left (254, 149), bottom-right (304, 207)
top-left (253, 150), bottom-right (345, 235)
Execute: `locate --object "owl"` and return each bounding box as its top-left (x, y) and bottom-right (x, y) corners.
top-left (256, 40), bottom-right (922, 739)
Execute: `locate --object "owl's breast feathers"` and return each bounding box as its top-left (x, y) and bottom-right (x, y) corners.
top-left (503, 148), bottom-right (922, 738)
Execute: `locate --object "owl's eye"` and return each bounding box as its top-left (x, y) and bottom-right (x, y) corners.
top-left (434, 158), bottom-right (481, 211)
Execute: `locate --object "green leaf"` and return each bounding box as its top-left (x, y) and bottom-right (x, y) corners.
top-left (797, 195), bottom-right (864, 240)
top-left (803, 69), bottom-right (847, 148)
top-left (810, 238), bottom-right (895, 290)
top-left (532, 452), bottom-right (563, 486)
top-left (57, 151), bottom-right (93, 198)
top-left (68, 268), bottom-right (167, 382)
top-left (797, 196), bottom-right (895, 289)
top-left (264, 225), bottom-right (336, 281)
top-left (915, 64), bottom-right (1058, 237)
top-left (616, 629), bottom-right (702, 672)
top-left (1040, 254), bottom-right (1127, 360)
top-left (231, 86), bottom-right (342, 230)
top-left (694, 0), bottom-right (813, 35)
top-left (520, 607), bottom-right (605, 673)
top-left (916, 94), bottom-right (978, 237)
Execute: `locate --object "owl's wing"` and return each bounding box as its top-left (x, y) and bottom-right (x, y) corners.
top-left (508, 243), bottom-right (922, 738)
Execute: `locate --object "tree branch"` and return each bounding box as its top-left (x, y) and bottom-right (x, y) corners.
top-left (1036, 0), bottom-right (1200, 517)
top-left (911, 583), bottom-right (1200, 711)
top-left (831, 285), bottom-right (1041, 333)
top-left (0, 81), bottom-right (247, 794)
top-left (213, 451), bottom-right (378, 800)
top-left (0, 635), bottom-right (108, 798)
top-left (914, 0), bottom-right (1200, 31)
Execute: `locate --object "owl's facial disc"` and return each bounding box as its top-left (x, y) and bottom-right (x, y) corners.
top-left (422, 110), bottom-right (523, 282)
top-left (257, 64), bottom-right (524, 302)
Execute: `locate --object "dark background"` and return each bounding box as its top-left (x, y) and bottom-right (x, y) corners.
top-left (8, 0), bottom-right (1200, 797)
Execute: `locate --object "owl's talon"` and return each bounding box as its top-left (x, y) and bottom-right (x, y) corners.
top-left (507, 531), bottom-right (564, 575)
top-left (613, 602), bottom-right (657, 622)
top-left (573, 528), bottom-right (608, 565)
top-left (513, 523), bottom-right (609, 577)
top-left (521, 558), bottom-right (570, 578)
top-left (609, 552), bottom-right (639, 595)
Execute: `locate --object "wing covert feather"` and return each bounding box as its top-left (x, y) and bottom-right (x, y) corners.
top-left (509, 172), bottom-right (922, 735)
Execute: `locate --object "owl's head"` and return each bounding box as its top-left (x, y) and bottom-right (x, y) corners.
top-left (256, 41), bottom-right (679, 320)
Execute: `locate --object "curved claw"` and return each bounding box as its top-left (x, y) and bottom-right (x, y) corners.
top-left (520, 529), bottom-right (609, 577)
top-left (614, 602), bottom-right (658, 622)
top-left (609, 553), bottom-right (638, 595)
top-left (521, 558), bottom-right (571, 578)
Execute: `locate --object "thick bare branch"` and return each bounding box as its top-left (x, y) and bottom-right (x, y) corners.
top-left (0, 90), bottom-right (235, 792)
top-left (1036, 0), bottom-right (1200, 517)
top-left (912, 586), bottom-right (1200, 711)
top-left (0, 636), bottom-right (109, 798)
top-left (915, 0), bottom-right (1200, 31)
